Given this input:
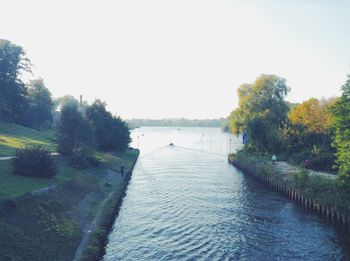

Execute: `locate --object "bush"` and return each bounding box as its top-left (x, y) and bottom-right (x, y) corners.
top-left (288, 150), bottom-right (310, 166)
top-left (13, 147), bottom-right (56, 178)
top-left (293, 168), bottom-right (309, 189)
top-left (70, 148), bottom-right (100, 169)
top-left (288, 150), bottom-right (335, 172)
top-left (308, 152), bottom-right (335, 172)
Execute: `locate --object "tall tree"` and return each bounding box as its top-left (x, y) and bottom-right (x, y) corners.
top-left (57, 104), bottom-right (94, 156)
top-left (25, 78), bottom-right (53, 129)
top-left (86, 100), bottom-right (113, 150)
top-left (0, 39), bottom-right (31, 123)
top-left (110, 116), bottom-right (131, 151)
top-left (289, 98), bottom-right (333, 134)
top-left (54, 95), bottom-right (79, 110)
top-left (332, 75), bottom-right (350, 183)
top-left (229, 74), bottom-right (289, 152)
top-left (86, 99), bottom-right (130, 151)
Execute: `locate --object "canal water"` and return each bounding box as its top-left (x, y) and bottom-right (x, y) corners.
top-left (104, 127), bottom-right (349, 260)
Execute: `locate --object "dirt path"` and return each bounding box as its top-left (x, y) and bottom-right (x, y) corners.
top-left (73, 170), bottom-right (124, 261)
top-left (273, 161), bottom-right (337, 180)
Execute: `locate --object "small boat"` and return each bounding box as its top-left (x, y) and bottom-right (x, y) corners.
top-left (169, 143), bottom-right (174, 146)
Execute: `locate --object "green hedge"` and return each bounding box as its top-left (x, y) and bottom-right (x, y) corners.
top-left (13, 146), bottom-right (56, 178)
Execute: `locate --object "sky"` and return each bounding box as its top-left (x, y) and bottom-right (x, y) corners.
top-left (1, 0), bottom-right (350, 119)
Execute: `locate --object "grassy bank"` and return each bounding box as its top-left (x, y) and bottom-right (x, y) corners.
top-left (0, 148), bottom-right (139, 261)
top-left (0, 122), bottom-right (55, 156)
top-left (229, 150), bottom-right (350, 212)
top-left (80, 158), bottom-right (138, 261)
top-left (0, 122), bottom-right (139, 260)
top-left (0, 157), bottom-right (85, 199)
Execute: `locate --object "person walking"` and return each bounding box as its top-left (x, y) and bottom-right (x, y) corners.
top-left (304, 159), bottom-right (310, 168)
top-left (272, 154), bottom-right (277, 165)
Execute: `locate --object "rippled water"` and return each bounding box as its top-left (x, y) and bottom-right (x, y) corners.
top-left (104, 127), bottom-right (350, 261)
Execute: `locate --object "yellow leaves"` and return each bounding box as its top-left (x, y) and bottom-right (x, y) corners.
top-left (288, 98), bottom-right (334, 134)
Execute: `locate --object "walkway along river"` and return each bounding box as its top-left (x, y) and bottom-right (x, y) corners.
top-left (103, 127), bottom-right (350, 260)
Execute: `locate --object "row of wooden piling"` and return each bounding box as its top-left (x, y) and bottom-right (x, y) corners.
top-left (229, 158), bottom-right (349, 231)
top-left (261, 175), bottom-right (349, 228)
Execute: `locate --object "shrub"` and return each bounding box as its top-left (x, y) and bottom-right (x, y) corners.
top-left (293, 168), bottom-right (309, 189)
top-left (70, 148), bottom-right (100, 169)
top-left (288, 150), bottom-right (310, 166)
top-left (308, 152), bottom-right (335, 172)
top-left (13, 147), bottom-right (56, 178)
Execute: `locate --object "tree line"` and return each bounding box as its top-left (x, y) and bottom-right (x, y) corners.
top-left (127, 118), bottom-right (227, 129)
top-left (228, 74), bottom-right (350, 186)
top-left (0, 39), bottom-right (130, 172)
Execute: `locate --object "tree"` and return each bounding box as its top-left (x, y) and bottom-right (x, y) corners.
top-left (86, 99), bottom-right (131, 151)
top-left (286, 98), bottom-right (334, 149)
top-left (110, 116), bottom-right (131, 151)
top-left (332, 75), bottom-right (350, 183)
top-left (25, 78), bottom-right (53, 129)
top-left (57, 104), bottom-right (94, 156)
top-left (289, 98), bottom-right (332, 134)
top-left (86, 100), bottom-right (113, 150)
top-left (0, 39), bottom-right (31, 123)
top-left (54, 95), bottom-right (79, 110)
top-left (229, 74), bottom-right (289, 152)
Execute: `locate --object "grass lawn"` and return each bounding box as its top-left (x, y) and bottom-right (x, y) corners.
top-left (0, 149), bottom-right (139, 260)
top-left (0, 149), bottom-right (139, 199)
top-left (0, 157), bottom-right (88, 199)
top-left (0, 122), bottom-right (55, 156)
top-left (0, 121), bottom-right (140, 260)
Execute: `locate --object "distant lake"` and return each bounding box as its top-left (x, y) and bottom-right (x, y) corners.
top-left (104, 127), bottom-right (350, 260)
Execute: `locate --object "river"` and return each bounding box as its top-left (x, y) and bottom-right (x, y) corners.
top-left (103, 127), bottom-right (350, 260)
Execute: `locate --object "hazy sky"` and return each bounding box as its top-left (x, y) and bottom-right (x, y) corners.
top-left (1, 0), bottom-right (349, 119)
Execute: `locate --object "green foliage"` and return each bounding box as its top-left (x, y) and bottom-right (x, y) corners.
top-left (283, 98), bottom-right (336, 171)
top-left (110, 116), bottom-right (131, 151)
top-left (86, 100), bottom-right (113, 150)
top-left (230, 150), bottom-right (288, 185)
top-left (0, 157), bottom-right (81, 199)
top-left (13, 146), bottom-right (56, 178)
top-left (228, 75), bottom-right (337, 172)
top-left (308, 151), bottom-right (335, 172)
top-left (0, 40), bottom-right (53, 129)
top-left (70, 147), bottom-right (100, 169)
top-left (57, 104), bottom-right (94, 156)
top-left (0, 180), bottom-right (88, 261)
top-left (25, 78), bottom-right (54, 129)
top-left (86, 100), bottom-right (130, 151)
top-left (232, 151), bottom-right (350, 210)
top-left (293, 168), bottom-right (309, 188)
top-left (54, 95), bottom-right (79, 111)
top-left (293, 170), bottom-right (349, 209)
top-left (332, 75), bottom-right (350, 183)
top-left (229, 74), bottom-right (289, 153)
top-left (0, 39), bottom-right (31, 124)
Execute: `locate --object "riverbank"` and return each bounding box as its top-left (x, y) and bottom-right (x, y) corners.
top-left (79, 150), bottom-right (139, 261)
top-left (0, 148), bottom-right (139, 261)
top-left (229, 151), bottom-right (350, 229)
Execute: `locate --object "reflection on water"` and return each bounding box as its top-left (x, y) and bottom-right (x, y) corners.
top-left (104, 127), bottom-right (349, 260)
